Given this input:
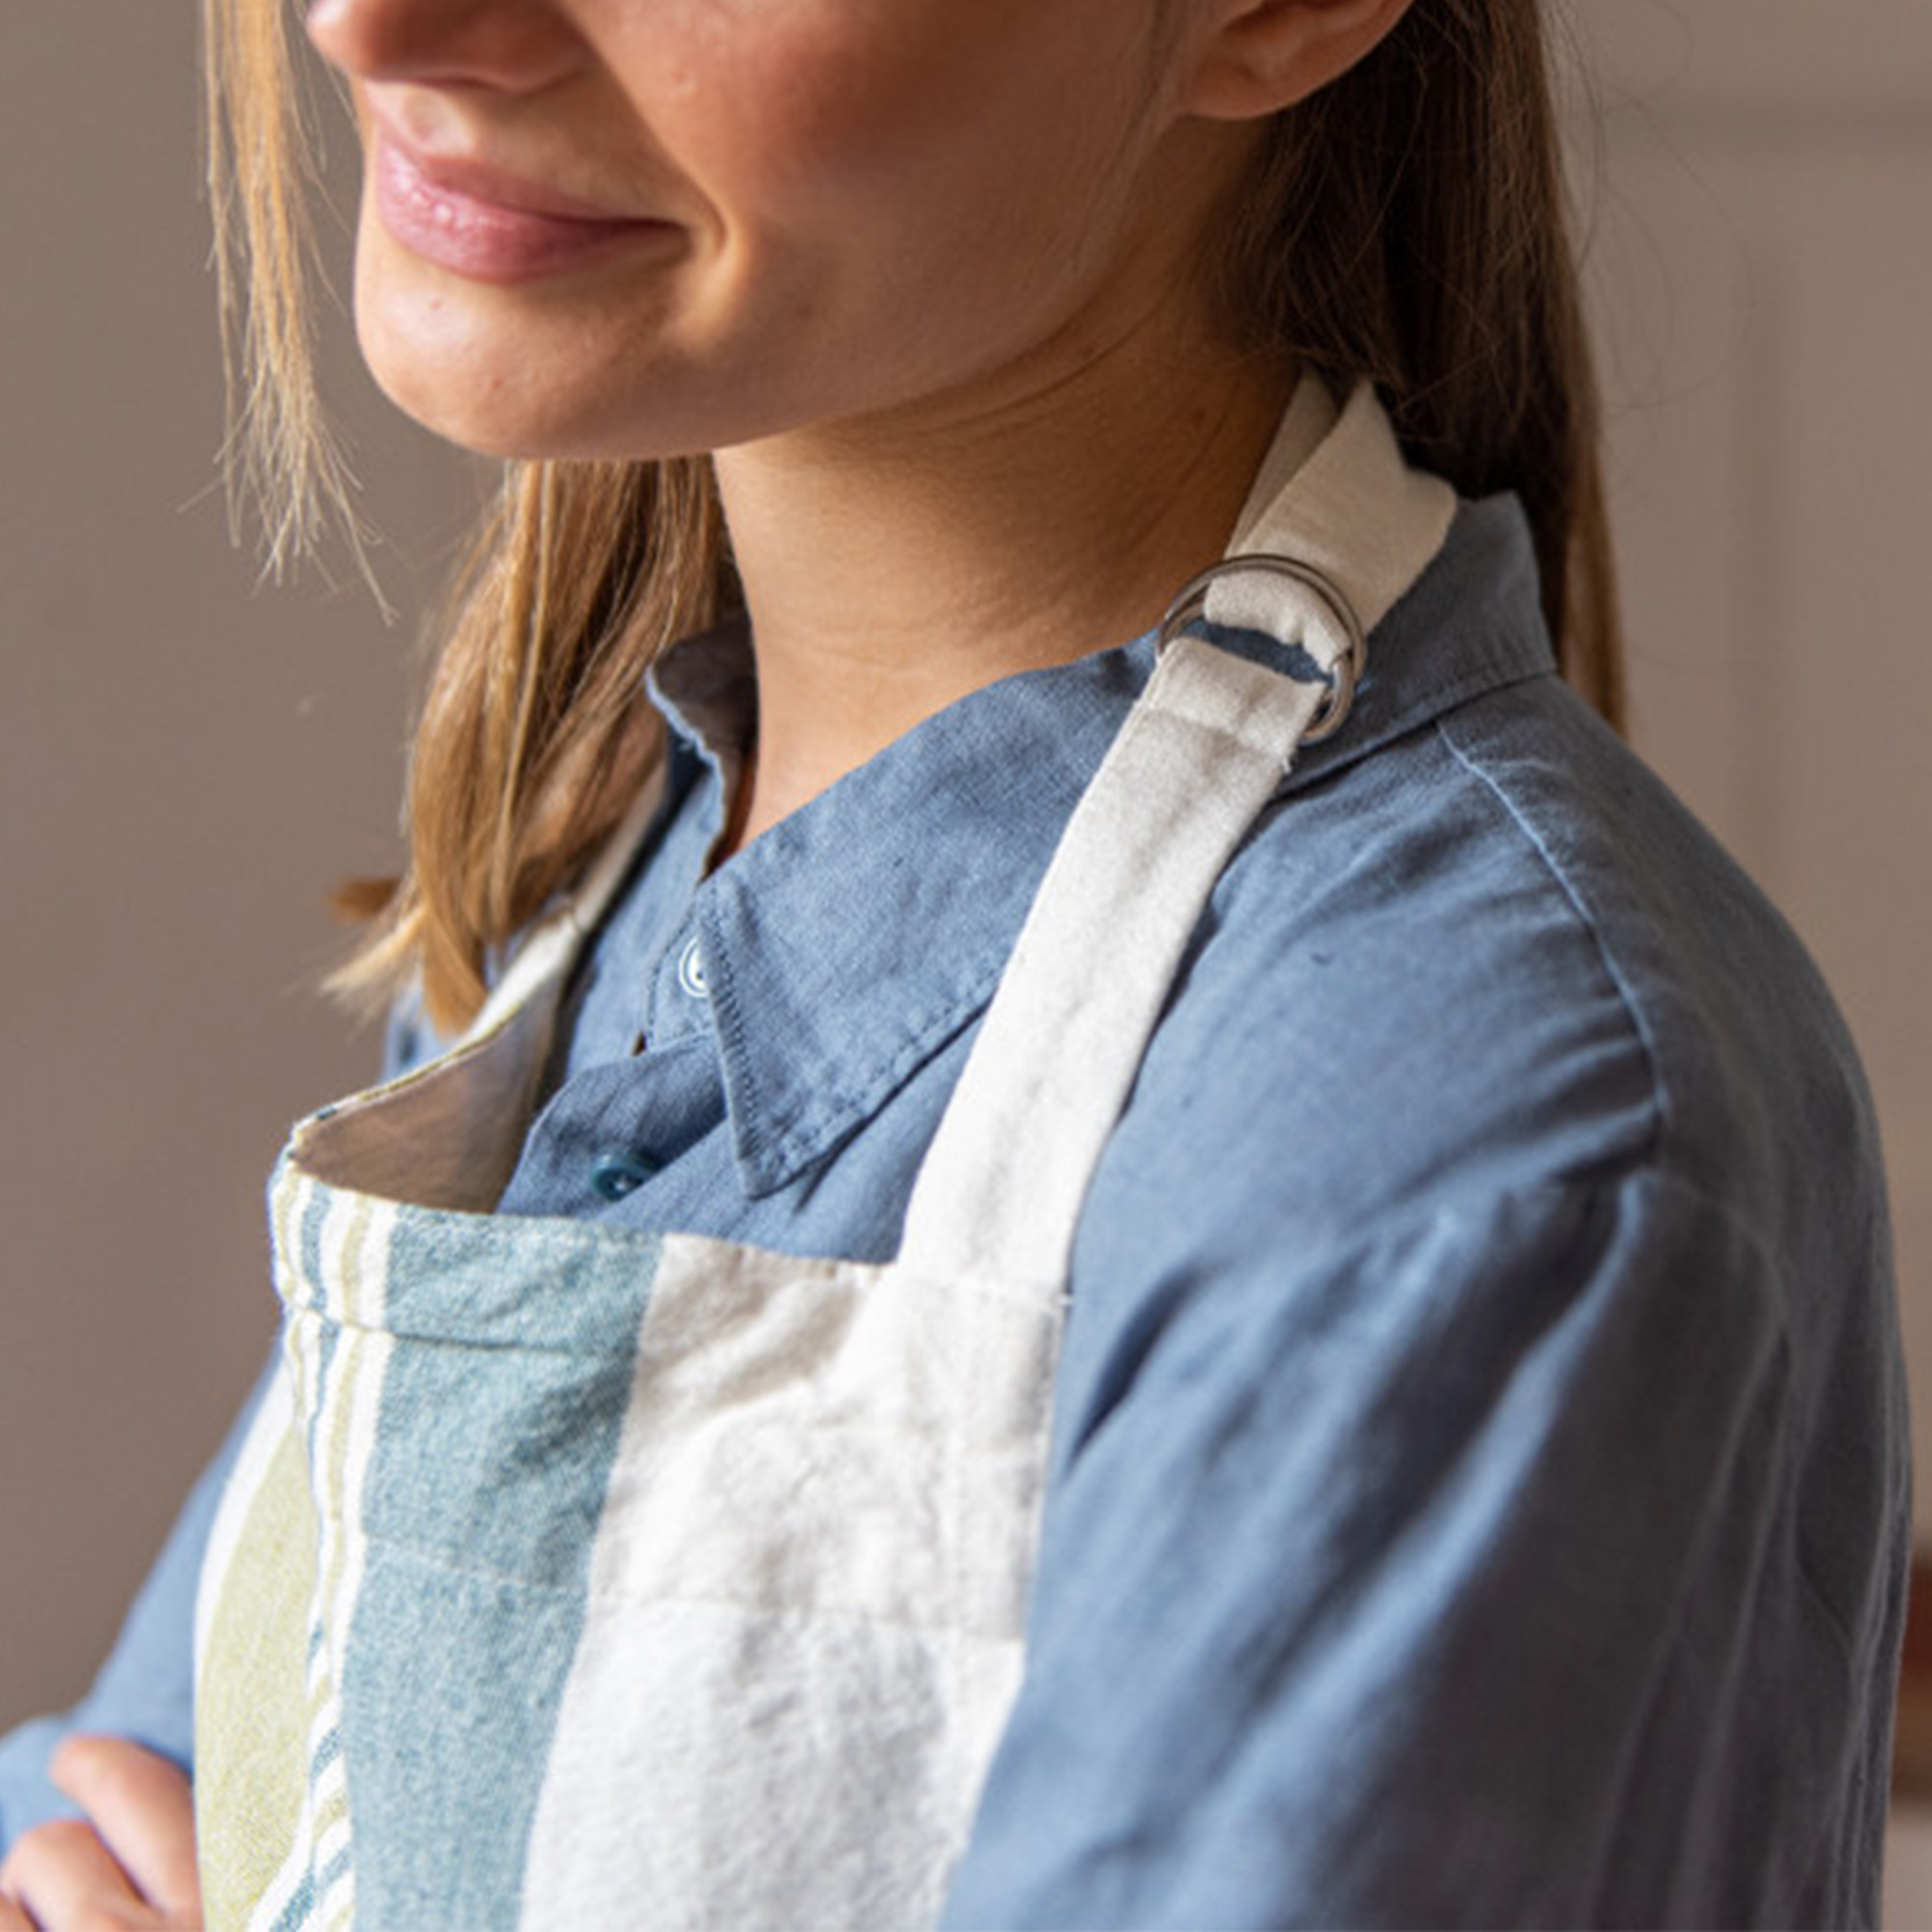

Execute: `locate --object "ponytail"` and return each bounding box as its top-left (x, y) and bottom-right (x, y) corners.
top-left (1230, 0), bottom-right (1621, 716)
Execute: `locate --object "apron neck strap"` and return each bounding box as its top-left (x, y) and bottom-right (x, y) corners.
top-left (895, 380), bottom-right (1456, 1287)
top-left (457, 764), bottom-right (672, 1049)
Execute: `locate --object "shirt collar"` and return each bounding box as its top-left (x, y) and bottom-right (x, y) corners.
top-left (643, 494), bottom-right (1554, 1199)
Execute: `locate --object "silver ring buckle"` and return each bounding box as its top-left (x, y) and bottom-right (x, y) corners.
top-left (1155, 554), bottom-right (1368, 745)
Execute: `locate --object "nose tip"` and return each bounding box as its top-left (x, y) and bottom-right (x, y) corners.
top-left (305, 0), bottom-right (585, 93)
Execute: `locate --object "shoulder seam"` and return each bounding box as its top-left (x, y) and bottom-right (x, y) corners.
top-left (1433, 712), bottom-right (1668, 1172)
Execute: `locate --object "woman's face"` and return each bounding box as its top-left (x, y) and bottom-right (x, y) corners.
top-left (305, 0), bottom-right (1253, 462)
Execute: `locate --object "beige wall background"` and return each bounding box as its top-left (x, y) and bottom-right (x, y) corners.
top-left (0, 3), bottom-right (465, 1721)
top-left (1570, 0), bottom-right (1932, 1521)
top-left (1, 0), bottom-right (1927, 1806)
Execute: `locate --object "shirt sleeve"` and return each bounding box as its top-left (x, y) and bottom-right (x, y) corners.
top-left (0, 997), bottom-right (443, 1856)
top-left (0, 1351), bottom-right (276, 1855)
top-left (940, 1171), bottom-right (1902, 1929)
top-left (0, 991), bottom-right (443, 1859)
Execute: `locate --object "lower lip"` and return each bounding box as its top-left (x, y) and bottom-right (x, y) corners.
top-left (373, 140), bottom-right (674, 283)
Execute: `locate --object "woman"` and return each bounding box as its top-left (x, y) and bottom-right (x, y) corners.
top-left (0, 0), bottom-right (1907, 1925)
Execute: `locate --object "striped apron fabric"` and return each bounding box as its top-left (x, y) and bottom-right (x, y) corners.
top-left (193, 382), bottom-right (1454, 1931)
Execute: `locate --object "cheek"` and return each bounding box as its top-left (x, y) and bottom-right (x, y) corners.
top-left (614, 0), bottom-right (1151, 271)
top-left (343, 0), bottom-right (1184, 458)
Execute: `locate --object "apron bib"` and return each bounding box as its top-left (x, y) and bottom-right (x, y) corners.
top-left (194, 383), bottom-right (1453, 1932)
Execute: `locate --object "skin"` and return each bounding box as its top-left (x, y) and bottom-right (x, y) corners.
top-left (314, 0), bottom-right (1415, 850)
top-left (1, 0), bottom-right (1410, 1921)
top-left (0, 1737), bottom-right (199, 1929)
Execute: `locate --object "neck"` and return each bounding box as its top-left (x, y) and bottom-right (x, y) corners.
top-left (711, 307), bottom-right (1294, 856)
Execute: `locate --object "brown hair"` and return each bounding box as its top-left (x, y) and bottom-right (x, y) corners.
top-left (205, 0), bottom-right (1619, 1033)
top-left (1231, 0), bottom-right (1620, 715)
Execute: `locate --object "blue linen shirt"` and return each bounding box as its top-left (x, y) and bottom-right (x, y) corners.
top-left (1, 497), bottom-right (1908, 1925)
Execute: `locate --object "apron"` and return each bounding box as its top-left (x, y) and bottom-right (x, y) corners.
top-left (193, 381), bottom-right (1454, 1932)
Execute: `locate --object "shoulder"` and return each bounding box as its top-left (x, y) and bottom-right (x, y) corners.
top-left (974, 509), bottom-right (1906, 1928)
top-left (1067, 625), bottom-right (1897, 1510)
top-left (1094, 657), bottom-right (1877, 1255)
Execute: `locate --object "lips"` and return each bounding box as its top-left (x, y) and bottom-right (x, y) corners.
top-left (371, 130), bottom-right (677, 283)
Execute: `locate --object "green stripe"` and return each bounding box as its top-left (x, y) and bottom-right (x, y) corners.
top-left (195, 1422), bottom-right (320, 1932)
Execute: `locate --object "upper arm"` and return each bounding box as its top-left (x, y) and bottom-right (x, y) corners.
top-left (0, 1352), bottom-right (276, 1856)
top-left (941, 1176), bottom-right (1872, 1929)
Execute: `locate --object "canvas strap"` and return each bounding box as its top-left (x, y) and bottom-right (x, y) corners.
top-left (895, 382), bottom-right (1456, 1287)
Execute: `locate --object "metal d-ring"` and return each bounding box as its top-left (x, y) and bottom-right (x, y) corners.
top-left (1155, 554), bottom-right (1368, 744)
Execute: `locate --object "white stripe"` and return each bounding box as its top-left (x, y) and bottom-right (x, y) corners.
top-left (520, 1235), bottom-right (1063, 1932)
top-left (314, 1813), bottom-right (352, 1872)
top-left (310, 1199), bottom-right (395, 1924)
top-left (247, 1826), bottom-right (309, 1932)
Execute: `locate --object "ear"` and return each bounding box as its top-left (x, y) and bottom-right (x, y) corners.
top-left (1178, 0), bottom-right (1418, 122)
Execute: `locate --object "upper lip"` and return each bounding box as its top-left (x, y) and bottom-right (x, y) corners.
top-left (371, 109), bottom-right (652, 226)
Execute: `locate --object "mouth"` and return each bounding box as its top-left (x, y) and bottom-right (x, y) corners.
top-left (371, 128), bottom-right (679, 284)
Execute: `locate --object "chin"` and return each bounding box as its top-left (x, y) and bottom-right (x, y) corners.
top-left (354, 310), bottom-right (753, 468)
top-left (358, 330), bottom-right (612, 463)
top-left (352, 272), bottom-right (627, 462)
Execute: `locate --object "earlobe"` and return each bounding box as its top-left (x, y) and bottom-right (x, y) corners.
top-left (1179, 0), bottom-right (1417, 123)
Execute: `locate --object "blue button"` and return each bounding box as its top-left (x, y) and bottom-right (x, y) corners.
top-left (590, 1151), bottom-right (658, 1202)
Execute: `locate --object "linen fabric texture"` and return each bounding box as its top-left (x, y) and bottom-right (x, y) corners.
top-left (191, 384), bottom-right (1463, 1930)
top-left (0, 381), bottom-right (1907, 1928)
